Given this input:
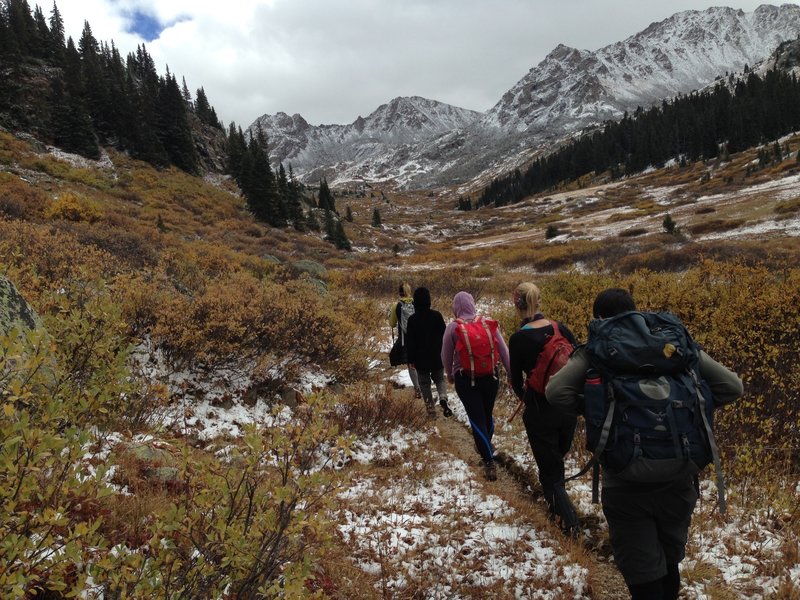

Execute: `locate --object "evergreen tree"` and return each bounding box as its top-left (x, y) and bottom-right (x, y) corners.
top-left (286, 165), bottom-right (305, 230)
top-left (345, 205), bottom-right (353, 222)
top-left (50, 38), bottom-right (99, 158)
top-left (305, 209), bottom-right (320, 231)
top-left (31, 4), bottom-right (49, 59)
top-left (157, 70), bottom-right (198, 173)
top-left (662, 214), bottom-right (677, 235)
top-left (6, 0), bottom-right (36, 56)
top-left (242, 127), bottom-right (280, 225)
top-left (318, 177), bottom-right (335, 212)
top-left (323, 207), bottom-right (336, 240)
top-left (102, 41), bottom-right (135, 149)
top-left (333, 219), bottom-right (352, 250)
top-left (226, 122), bottom-right (248, 182)
top-left (371, 207), bottom-right (382, 227)
top-left (195, 86), bottom-right (221, 128)
top-left (50, 77), bottom-right (99, 158)
top-left (48, 1), bottom-right (65, 62)
top-left (274, 162), bottom-right (289, 227)
top-left (127, 45), bottom-right (169, 167)
top-left (321, 208), bottom-right (351, 250)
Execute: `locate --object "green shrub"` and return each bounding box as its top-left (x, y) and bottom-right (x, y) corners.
top-left (0, 326), bottom-right (114, 598)
top-left (94, 395), bottom-right (346, 598)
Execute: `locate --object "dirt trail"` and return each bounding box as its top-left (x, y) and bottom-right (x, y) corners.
top-left (412, 394), bottom-right (629, 599)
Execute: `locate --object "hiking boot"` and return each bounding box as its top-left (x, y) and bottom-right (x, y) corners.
top-left (563, 523), bottom-right (583, 539)
top-left (483, 460), bottom-right (497, 481)
top-left (414, 389), bottom-right (422, 399)
top-left (426, 402), bottom-right (437, 417)
top-left (439, 399), bottom-right (453, 417)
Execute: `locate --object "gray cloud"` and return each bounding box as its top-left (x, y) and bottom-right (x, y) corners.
top-left (53, 0), bottom-right (786, 128)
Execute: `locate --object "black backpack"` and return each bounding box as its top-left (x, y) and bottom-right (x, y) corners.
top-left (575, 311), bottom-right (727, 512)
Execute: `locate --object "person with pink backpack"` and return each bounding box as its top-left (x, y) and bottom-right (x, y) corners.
top-left (441, 291), bottom-right (511, 481)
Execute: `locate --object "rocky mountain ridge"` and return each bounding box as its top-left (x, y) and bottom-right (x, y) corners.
top-left (249, 4), bottom-right (800, 190)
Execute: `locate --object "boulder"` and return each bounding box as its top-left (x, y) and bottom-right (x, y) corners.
top-left (0, 275), bottom-right (41, 336)
top-left (289, 259), bottom-right (327, 280)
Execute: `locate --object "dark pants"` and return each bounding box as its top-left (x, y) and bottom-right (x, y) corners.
top-left (522, 395), bottom-right (578, 527)
top-left (602, 478), bottom-right (698, 590)
top-left (454, 371), bottom-right (498, 462)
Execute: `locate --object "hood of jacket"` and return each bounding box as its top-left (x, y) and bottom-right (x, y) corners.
top-left (413, 287), bottom-right (431, 310)
top-left (452, 291), bottom-right (476, 320)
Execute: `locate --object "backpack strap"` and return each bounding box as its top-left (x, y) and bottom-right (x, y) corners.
top-left (562, 382), bottom-right (617, 504)
top-left (456, 318), bottom-right (476, 386)
top-left (480, 316), bottom-right (497, 381)
top-left (691, 369), bottom-right (727, 514)
top-left (396, 302), bottom-right (404, 345)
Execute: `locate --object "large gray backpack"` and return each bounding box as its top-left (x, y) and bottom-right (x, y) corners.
top-left (396, 301), bottom-right (415, 343)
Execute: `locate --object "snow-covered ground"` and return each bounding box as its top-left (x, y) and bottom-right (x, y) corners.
top-left (146, 361), bottom-right (797, 599)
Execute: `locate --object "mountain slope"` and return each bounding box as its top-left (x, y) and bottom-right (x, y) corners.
top-left (251, 4), bottom-right (800, 189)
top-left (486, 5), bottom-right (800, 134)
top-left (248, 97), bottom-right (481, 182)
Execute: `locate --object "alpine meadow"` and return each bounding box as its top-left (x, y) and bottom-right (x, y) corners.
top-left (1, 1), bottom-right (799, 599)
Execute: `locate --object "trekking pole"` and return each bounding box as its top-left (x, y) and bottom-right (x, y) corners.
top-left (506, 385), bottom-right (524, 422)
top-left (509, 399), bottom-right (524, 423)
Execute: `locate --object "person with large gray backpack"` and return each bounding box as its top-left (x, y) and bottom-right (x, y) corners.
top-left (389, 282), bottom-right (422, 398)
top-left (546, 288), bottom-right (743, 600)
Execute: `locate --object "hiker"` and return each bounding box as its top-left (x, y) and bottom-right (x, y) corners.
top-left (508, 282), bottom-right (580, 534)
top-left (389, 282), bottom-right (421, 398)
top-left (441, 291), bottom-right (511, 481)
top-left (546, 288), bottom-right (743, 600)
top-left (405, 287), bottom-right (453, 418)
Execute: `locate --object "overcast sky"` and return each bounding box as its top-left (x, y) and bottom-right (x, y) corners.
top-left (51, 1), bottom-right (789, 128)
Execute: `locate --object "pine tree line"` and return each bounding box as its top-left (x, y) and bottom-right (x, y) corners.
top-left (226, 124), bottom-right (352, 250)
top-left (479, 67), bottom-right (800, 208)
top-left (0, 0), bottom-right (223, 172)
top-left (226, 124), bottom-right (306, 229)
top-left (2, 0), bottom-right (353, 247)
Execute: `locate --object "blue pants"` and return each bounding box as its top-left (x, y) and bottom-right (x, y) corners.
top-left (454, 371), bottom-right (498, 462)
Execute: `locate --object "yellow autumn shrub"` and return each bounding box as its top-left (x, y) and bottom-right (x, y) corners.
top-left (529, 260), bottom-right (799, 488)
top-left (149, 271), bottom-right (367, 381)
top-left (45, 191), bottom-right (103, 223)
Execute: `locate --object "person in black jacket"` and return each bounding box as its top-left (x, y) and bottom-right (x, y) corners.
top-left (509, 281), bottom-right (580, 534)
top-left (405, 287), bottom-right (453, 418)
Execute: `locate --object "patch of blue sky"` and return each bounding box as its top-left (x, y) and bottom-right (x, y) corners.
top-left (125, 10), bottom-right (162, 41)
top-left (125, 9), bottom-right (190, 42)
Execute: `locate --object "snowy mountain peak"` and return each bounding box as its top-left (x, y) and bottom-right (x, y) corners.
top-left (484, 3), bottom-right (800, 136)
top-left (361, 96), bottom-right (482, 134)
top-left (248, 4), bottom-right (800, 189)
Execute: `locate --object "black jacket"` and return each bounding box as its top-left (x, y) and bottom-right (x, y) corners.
top-left (509, 319), bottom-right (577, 400)
top-left (406, 308), bottom-right (446, 372)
